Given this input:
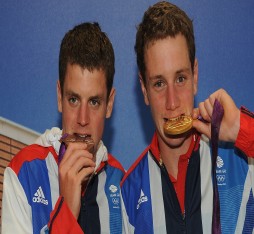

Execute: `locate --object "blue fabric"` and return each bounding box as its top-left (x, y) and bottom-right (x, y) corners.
top-left (122, 138), bottom-right (254, 233)
top-left (105, 166), bottom-right (123, 234)
top-left (18, 159), bottom-right (52, 234)
top-left (217, 145), bottom-right (248, 233)
top-left (122, 156), bottom-right (154, 233)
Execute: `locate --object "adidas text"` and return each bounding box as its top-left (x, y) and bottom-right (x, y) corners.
top-left (33, 196), bottom-right (48, 205)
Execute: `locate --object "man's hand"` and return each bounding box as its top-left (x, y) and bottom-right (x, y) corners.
top-left (58, 142), bottom-right (95, 219)
top-left (192, 89), bottom-right (240, 142)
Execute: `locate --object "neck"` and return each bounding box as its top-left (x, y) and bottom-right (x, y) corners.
top-left (159, 134), bottom-right (193, 178)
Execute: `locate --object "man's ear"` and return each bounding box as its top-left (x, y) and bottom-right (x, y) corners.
top-left (57, 80), bottom-right (63, 113)
top-left (106, 87), bottom-right (115, 118)
top-left (193, 59), bottom-right (198, 96)
top-left (139, 73), bottom-right (149, 105)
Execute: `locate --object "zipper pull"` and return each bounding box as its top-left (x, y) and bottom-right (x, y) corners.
top-left (159, 158), bottom-right (163, 166)
top-left (182, 211), bottom-right (185, 220)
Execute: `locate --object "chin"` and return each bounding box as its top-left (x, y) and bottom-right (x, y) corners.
top-left (163, 132), bottom-right (191, 148)
top-left (166, 138), bottom-right (186, 149)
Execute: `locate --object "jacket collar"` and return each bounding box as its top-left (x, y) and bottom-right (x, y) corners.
top-left (149, 131), bottom-right (201, 163)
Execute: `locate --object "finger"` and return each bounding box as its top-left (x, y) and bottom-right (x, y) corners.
top-left (59, 158), bottom-right (95, 186)
top-left (192, 108), bottom-right (200, 119)
top-left (78, 167), bottom-right (95, 183)
top-left (209, 89), bottom-right (226, 106)
top-left (59, 152), bottom-right (95, 177)
top-left (203, 98), bottom-right (214, 118)
top-left (192, 119), bottom-right (211, 139)
top-left (60, 145), bottom-right (94, 165)
top-left (198, 102), bottom-right (211, 122)
top-left (67, 156), bottom-right (95, 174)
top-left (68, 142), bottom-right (95, 155)
top-left (59, 166), bottom-right (95, 192)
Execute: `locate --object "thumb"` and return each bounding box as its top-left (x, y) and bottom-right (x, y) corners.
top-left (192, 119), bottom-right (211, 139)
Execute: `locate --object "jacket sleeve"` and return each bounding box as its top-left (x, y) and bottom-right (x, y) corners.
top-left (235, 107), bottom-right (254, 157)
top-left (47, 196), bottom-right (83, 234)
top-left (1, 167), bottom-right (83, 234)
top-left (1, 167), bottom-right (33, 233)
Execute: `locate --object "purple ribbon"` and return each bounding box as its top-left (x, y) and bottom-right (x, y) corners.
top-left (58, 133), bottom-right (68, 165)
top-left (211, 99), bottom-right (224, 234)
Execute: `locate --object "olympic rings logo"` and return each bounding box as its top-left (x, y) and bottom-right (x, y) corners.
top-left (216, 175), bottom-right (225, 182)
top-left (112, 198), bottom-right (119, 205)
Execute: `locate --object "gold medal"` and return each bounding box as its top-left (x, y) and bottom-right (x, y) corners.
top-left (164, 115), bottom-right (193, 135)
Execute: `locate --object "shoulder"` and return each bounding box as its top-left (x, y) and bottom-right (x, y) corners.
top-left (120, 146), bottom-right (150, 187)
top-left (107, 154), bottom-right (125, 173)
top-left (8, 144), bottom-right (56, 175)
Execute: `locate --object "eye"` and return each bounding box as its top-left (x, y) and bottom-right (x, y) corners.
top-left (89, 98), bottom-right (101, 107)
top-left (69, 96), bottom-right (78, 105)
top-left (154, 80), bottom-right (164, 88)
top-left (176, 76), bottom-right (186, 85)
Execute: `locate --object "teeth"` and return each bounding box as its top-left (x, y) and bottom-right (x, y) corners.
top-left (165, 114), bottom-right (185, 122)
top-left (76, 134), bottom-right (90, 138)
top-left (79, 135), bottom-right (88, 138)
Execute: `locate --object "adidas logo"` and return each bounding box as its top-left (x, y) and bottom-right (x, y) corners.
top-left (33, 186), bottom-right (48, 205)
top-left (136, 189), bottom-right (148, 209)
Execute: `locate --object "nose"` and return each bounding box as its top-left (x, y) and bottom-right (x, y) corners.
top-left (77, 103), bottom-right (90, 127)
top-left (166, 85), bottom-right (180, 111)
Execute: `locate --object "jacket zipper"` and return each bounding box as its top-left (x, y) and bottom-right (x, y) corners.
top-left (158, 156), bottom-right (187, 231)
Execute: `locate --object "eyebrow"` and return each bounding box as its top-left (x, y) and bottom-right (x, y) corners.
top-left (149, 74), bottom-right (163, 80)
top-left (65, 90), bottom-right (81, 99)
top-left (65, 90), bottom-right (104, 101)
top-left (149, 67), bottom-right (192, 80)
top-left (176, 67), bottom-right (192, 74)
top-left (89, 95), bottom-right (103, 101)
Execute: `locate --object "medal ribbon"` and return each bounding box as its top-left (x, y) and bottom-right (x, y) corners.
top-left (58, 133), bottom-right (68, 165)
top-left (211, 99), bottom-right (224, 234)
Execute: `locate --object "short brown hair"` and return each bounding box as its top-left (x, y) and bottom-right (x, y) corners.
top-left (59, 22), bottom-right (115, 99)
top-left (135, 1), bottom-right (195, 84)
